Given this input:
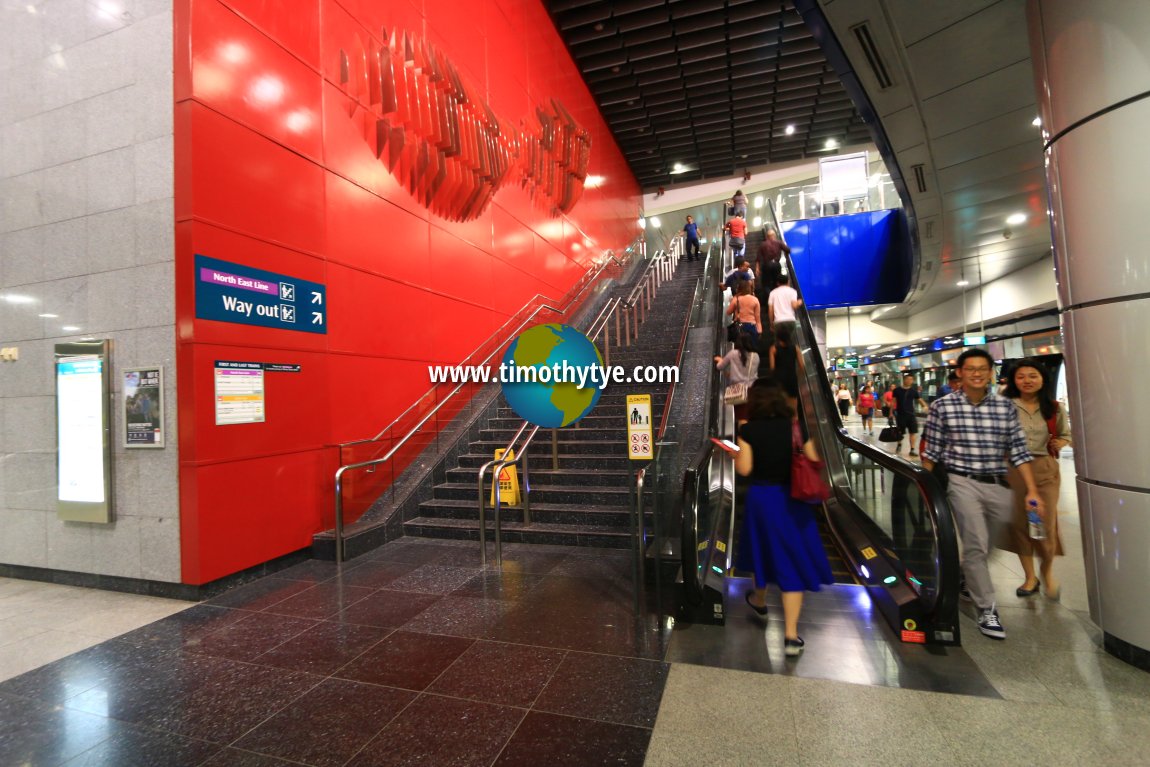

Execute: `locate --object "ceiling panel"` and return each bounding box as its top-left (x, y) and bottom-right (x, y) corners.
top-left (546, 0), bottom-right (868, 187)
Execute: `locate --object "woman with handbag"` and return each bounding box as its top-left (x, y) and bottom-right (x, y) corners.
top-left (715, 334), bottom-right (759, 422)
top-left (726, 280), bottom-right (762, 345)
top-left (1002, 359), bottom-right (1071, 600)
top-left (735, 382), bottom-right (834, 657)
top-left (857, 383), bottom-right (876, 435)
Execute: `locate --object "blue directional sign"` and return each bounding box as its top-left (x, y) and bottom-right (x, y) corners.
top-left (195, 255), bottom-right (327, 334)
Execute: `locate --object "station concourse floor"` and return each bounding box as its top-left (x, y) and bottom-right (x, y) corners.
top-left (1, 442), bottom-right (1149, 765)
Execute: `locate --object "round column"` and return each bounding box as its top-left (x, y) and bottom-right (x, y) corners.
top-left (1028, 0), bottom-right (1150, 669)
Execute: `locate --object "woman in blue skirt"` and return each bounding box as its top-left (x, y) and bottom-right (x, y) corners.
top-left (735, 382), bottom-right (834, 656)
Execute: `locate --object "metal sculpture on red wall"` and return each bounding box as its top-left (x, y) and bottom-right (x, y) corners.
top-left (337, 28), bottom-right (591, 222)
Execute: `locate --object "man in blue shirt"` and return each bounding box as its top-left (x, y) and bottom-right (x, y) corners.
top-left (682, 216), bottom-right (701, 262)
top-left (723, 259), bottom-right (755, 292)
top-left (921, 348), bottom-right (1043, 640)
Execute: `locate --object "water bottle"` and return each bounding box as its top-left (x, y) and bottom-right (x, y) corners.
top-left (1027, 500), bottom-right (1045, 540)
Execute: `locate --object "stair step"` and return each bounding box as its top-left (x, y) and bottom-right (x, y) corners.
top-left (432, 481), bottom-right (631, 505)
top-left (403, 516), bottom-right (632, 549)
top-left (480, 427), bottom-right (624, 442)
top-left (467, 439), bottom-right (626, 455)
top-left (418, 497), bottom-right (633, 528)
top-left (445, 466), bottom-right (632, 486)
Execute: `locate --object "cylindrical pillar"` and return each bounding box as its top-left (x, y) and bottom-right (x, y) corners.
top-left (1028, 0), bottom-right (1150, 670)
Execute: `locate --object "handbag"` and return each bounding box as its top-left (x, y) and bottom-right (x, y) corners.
top-left (878, 425), bottom-right (901, 443)
top-left (723, 382), bottom-right (748, 405)
top-left (790, 421), bottom-right (831, 504)
top-left (726, 297), bottom-right (741, 342)
top-left (1045, 404), bottom-right (1062, 457)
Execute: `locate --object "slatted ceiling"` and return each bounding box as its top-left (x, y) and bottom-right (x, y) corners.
top-left (547, 1), bottom-right (865, 186)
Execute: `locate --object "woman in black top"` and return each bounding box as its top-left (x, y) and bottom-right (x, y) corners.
top-left (735, 382), bottom-right (833, 657)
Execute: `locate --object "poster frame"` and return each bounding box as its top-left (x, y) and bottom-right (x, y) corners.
top-left (122, 366), bottom-right (165, 449)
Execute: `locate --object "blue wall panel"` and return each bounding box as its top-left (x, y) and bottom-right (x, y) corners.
top-left (781, 209), bottom-right (910, 309)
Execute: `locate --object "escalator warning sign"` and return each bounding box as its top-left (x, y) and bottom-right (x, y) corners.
top-left (626, 394), bottom-right (653, 461)
top-left (861, 547), bottom-right (877, 560)
top-left (901, 630), bottom-right (926, 644)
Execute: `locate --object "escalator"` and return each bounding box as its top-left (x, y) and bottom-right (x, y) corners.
top-left (677, 207), bottom-right (962, 646)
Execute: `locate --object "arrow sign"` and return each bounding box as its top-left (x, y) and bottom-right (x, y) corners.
top-left (311, 291), bottom-right (323, 305)
top-left (312, 312), bottom-right (323, 324)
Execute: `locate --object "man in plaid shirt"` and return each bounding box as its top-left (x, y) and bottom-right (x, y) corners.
top-left (921, 348), bottom-right (1044, 640)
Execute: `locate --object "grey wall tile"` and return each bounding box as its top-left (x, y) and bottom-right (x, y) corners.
top-left (139, 515), bottom-right (180, 582)
top-left (47, 519), bottom-right (94, 569)
top-left (90, 516), bottom-right (142, 578)
top-left (0, 292), bottom-right (43, 342)
top-left (0, 451), bottom-right (55, 512)
top-left (84, 147), bottom-right (134, 214)
top-left (0, 508), bottom-right (49, 567)
top-left (39, 275), bottom-right (90, 336)
top-left (88, 207), bottom-right (138, 273)
top-left (71, 29), bottom-right (135, 103)
top-left (40, 160), bottom-right (87, 223)
top-left (136, 453), bottom-right (178, 519)
top-left (1, 115), bottom-right (45, 178)
top-left (134, 135), bottom-right (172, 204)
top-left (0, 61), bottom-right (46, 127)
top-left (132, 12), bottom-right (173, 85)
top-left (135, 262), bottom-right (174, 327)
top-left (84, 85), bottom-right (136, 157)
top-left (0, 228), bottom-right (46, 288)
top-left (0, 5), bottom-right (44, 71)
top-left (133, 197), bottom-right (173, 265)
top-left (41, 216), bottom-right (89, 282)
top-left (132, 78), bottom-right (173, 143)
top-left (0, 339), bottom-right (52, 397)
top-left (38, 0), bottom-right (91, 56)
top-left (1, 396), bottom-right (55, 453)
top-left (0, 174), bottom-right (42, 232)
top-left (40, 101), bottom-right (87, 168)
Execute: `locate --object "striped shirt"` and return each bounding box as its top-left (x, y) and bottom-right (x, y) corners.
top-left (920, 391), bottom-right (1031, 474)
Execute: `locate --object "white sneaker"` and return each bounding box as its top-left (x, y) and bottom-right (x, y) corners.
top-left (978, 605), bottom-right (1006, 640)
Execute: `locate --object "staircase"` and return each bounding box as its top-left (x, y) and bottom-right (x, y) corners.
top-left (403, 257), bottom-right (707, 548)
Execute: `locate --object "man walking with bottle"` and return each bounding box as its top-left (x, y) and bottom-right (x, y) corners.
top-left (920, 348), bottom-right (1044, 640)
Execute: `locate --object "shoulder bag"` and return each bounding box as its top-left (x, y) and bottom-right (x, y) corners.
top-left (726, 297), bottom-right (741, 342)
top-left (790, 421), bottom-right (831, 504)
top-left (723, 382), bottom-right (748, 405)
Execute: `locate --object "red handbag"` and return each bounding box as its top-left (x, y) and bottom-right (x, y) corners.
top-left (790, 421), bottom-right (831, 503)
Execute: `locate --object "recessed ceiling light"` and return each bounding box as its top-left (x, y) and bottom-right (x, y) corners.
top-left (1032, 116), bottom-right (1041, 126)
top-left (957, 280), bottom-right (969, 287)
top-left (921, 337), bottom-right (930, 341)
top-left (825, 138), bottom-right (838, 149)
top-left (38, 313), bottom-right (58, 318)
top-left (785, 124), bottom-right (795, 135)
top-left (1006, 213), bottom-right (1027, 225)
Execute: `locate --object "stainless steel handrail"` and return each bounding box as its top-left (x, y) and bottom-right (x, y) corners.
top-left (332, 243), bottom-right (640, 563)
top-left (476, 424), bottom-right (540, 566)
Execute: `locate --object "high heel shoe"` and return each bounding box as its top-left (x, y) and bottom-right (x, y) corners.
top-left (1016, 580), bottom-right (1040, 597)
top-left (745, 590), bottom-right (768, 616)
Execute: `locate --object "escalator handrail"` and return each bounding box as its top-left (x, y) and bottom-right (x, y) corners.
top-left (768, 206), bottom-right (961, 617)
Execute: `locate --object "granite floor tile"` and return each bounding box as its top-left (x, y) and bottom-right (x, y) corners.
top-left (549, 554), bottom-right (634, 580)
top-left (233, 678), bottom-right (416, 767)
top-left (204, 578), bottom-right (316, 612)
top-left (0, 691), bottom-right (120, 767)
top-left (335, 630), bottom-right (474, 691)
top-left (271, 559), bottom-right (344, 583)
top-left (112, 605), bottom-right (249, 652)
top-left (386, 565), bottom-right (481, 595)
top-left (0, 639), bottom-right (169, 703)
top-left (451, 571), bottom-right (545, 601)
top-left (428, 640), bottom-right (567, 707)
top-left (185, 612), bottom-right (320, 662)
top-left (368, 542), bottom-right (458, 566)
top-left (338, 590), bottom-right (441, 629)
top-left (200, 748), bottom-right (300, 766)
top-left (493, 549), bottom-right (571, 575)
top-left (251, 621), bottom-right (392, 676)
top-left (260, 582), bottom-right (376, 620)
top-left (347, 693), bottom-right (525, 767)
top-left (338, 559), bottom-right (422, 589)
top-left (399, 596), bottom-right (514, 639)
top-left (533, 651), bottom-right (669, 728)
top-left (58, 723), bottom-right (223, 767)
top-left (492, 711), bottom-right (650, 767)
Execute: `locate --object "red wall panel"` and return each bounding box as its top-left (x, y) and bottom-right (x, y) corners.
top-left (175, 0), bottom-right (641, 584)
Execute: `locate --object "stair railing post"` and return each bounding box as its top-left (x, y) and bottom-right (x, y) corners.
top-left (476, 462), bottom-right (493, 567)
top-left (614, 307), bottom-right (621, 351)
top-left (521, 444), bottom-right (531, 526)
top-left (551, 428), bottom-right (559, 470)
top-left (602, 322), bottom-right (610, 367)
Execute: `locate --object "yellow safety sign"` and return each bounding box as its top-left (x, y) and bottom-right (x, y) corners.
top-left (626, 394), bottom-right (653, 460)
top-left (489, 448), bottom-right (521, 507)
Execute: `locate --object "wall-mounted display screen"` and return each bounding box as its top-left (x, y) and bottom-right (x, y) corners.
top-left (56, 341), bottom-right (113, 522)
